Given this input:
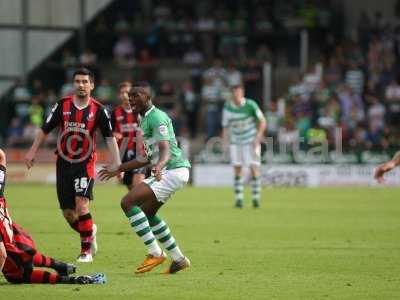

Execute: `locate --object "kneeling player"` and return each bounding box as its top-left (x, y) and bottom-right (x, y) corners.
top-left (0, 149), bottom-right (105, 284)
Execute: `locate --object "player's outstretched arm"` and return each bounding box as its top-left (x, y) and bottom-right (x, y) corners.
top-left (0, 240), bottom-right (6, 272)
top-left (374, 151), bottom-right (400, 183)
top-left (98, 158), bottom-right (150, 181)
top-left (105, 136), bottom-right (122, 167)
top-left (25, 130), bottom-right (48, 169)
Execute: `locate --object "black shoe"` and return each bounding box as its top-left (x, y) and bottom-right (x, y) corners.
top-left (74, 275), bottom-right (94, 284)
top-left (235, 201), bottom-right (243, 208)
top-left (252, 201), bottom-right (259, 208)
top-left (74, 273), bottom-right (107, 284)
top-left (55, 263), bottom-right (76, 276)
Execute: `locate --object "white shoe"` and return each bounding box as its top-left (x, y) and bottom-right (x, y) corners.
top-left (77, 253), bottom-right (93, 263)
top-left (91, 224), bottom-right (98, 256)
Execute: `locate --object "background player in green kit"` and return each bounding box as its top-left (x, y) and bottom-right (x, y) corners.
top-left (222, 85), bottom-right (266, 208)
top-left (99, 81), bottom-right (191, 274)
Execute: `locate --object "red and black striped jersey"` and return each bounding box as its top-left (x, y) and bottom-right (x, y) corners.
top-left (0, 164), bottom-right (5, 198)
top-left (42, 96), bottom-right (113, 164)
top-left (0, 185), bottom-right (13, 245)
top-left (110, 106), bottom-right (140, 154)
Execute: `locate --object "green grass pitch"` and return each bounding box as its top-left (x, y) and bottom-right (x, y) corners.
top-left (1, 184), bottom-right (400, 300)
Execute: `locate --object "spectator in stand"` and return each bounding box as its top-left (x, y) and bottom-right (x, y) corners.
top-left (265, 100), bottom-right (284, 139)
top-left (22, 122), bottom-right (41, 145)
top-left (203, 58), bottom-right (227, 90)
top-left (385, 79), bottom-right (400, 124)
top-left (80, 48), bottom-right (97, 69)
top-left (317, 96), bottom-right (340, 134)
top-left (303, 64), bottom-right (322, 93)
top-left (179, 81), bottom-right (200, 138)
top-left (113, 35), bottom-right (135, 68)
top-left (378, 61), bottom-right (395, 90)
top-left (79, 48), bottom-right (99, 79)
top-left (60, 77), bottom-right (74, 97)
top-left (94, 79), bottom-right (114, 103)
top-left (288, 74), bottom-right (309, 101)
top-left (13, 79), bottom-right (31, 102)
top-left (155, 81), bottom-right (175, 110)
top-left (296, 111), bottom-right (312, 142)
top-left (225, 62), bottom-right (242, 87)
top-left (337, 84), bottom-right (363, 123)
top-left (366, 122), bottom-right (384, 150)
top-left (278, 118), bottom-right (299, 152)
top-left (183, 46), bottom-right (205, 92)
top-left (137, 48), bottom-right (157, 66)
top-left (350, 124), bottom-right (368, 152)
top-left (6, 118), bottom-right (24, 147)
top-left (196, 14), bottom-right (216, 32)
top-left (347, 42), bottom-right (365, 68)
top-left (61, 50), bottom-right (78, 79)
top-left (183, 46), bottom-right (205, 65)
top-left (345, 62), bottom-right (364, 95)
top-left (137, 48), bottom-right (158, 81)
top-left (29, 96), bottom-right (44, 128)
top-left (367, 95), bottom-right (386, 130)
top-left (202, 77), bottom-right (223, 139)
top-left (324, 57), bottom-right (342, 88)
top-left (242, 58), bottom-right (262, 102)
top-left (31, 79), bottom-right (44, 97)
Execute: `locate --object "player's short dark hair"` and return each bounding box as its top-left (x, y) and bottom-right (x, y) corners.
top-left (132, 81), bottom-right (151, 89)
top-left (73, 68), bottom-right (94, 82)
top-left (231, 84), bottom-right (244, 90)
top-left (130, 81), bottom-right (152, 98)
top-left (118, 81), bottom-right (132, 91)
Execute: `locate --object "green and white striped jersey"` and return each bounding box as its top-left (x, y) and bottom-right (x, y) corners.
top-left (222, 98), bottom-right (264, 144)
top-left (140, 105), bottom-right (191, 170)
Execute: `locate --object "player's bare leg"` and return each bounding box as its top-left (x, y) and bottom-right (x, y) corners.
top-left (250, 164), bottom-right (261, 208)
top-left (132, 173), bottom-right (145, 189)
top-left (63, 209), bottom-right (79, 232)
top-left (75, 196), bottom-right (95, 262)
top-left (126, 173), bottom-right (145, 190)
top-left (134, 185), bottom-right (190, 274)
top-left (234, 166), bottom-right (244, 208)
top-left (121, 182), bottom-right (166, 273)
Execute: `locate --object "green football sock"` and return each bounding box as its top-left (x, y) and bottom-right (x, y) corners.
top-left (234, 175), bottom-right (244, 205)
top-left (126, 206), bottom-right (162, 256)
top-left (149, 215), bottom-right (184, 262)
top-left (251, 176), bottom-right (261, 207)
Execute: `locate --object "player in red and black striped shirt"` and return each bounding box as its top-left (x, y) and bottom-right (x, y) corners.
top-left (0, 149), bottom-right (105, 284)
top-left (25, 68), bottom-right (121, 263)
top-left (111, 82), bottom-right (146, 190)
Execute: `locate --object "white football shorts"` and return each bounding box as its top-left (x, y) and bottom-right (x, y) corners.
top-left (229, 143), bottom-right (261, 167)
top-left (144, 167), bottom-right (190, 203)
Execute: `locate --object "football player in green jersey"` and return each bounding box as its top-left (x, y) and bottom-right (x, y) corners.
top-left (99, 81), bottom-right (191, 274)
top-left (222, 85), bottom-right (266, 208)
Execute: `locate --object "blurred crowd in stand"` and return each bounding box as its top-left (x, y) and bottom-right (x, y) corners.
top-left (1, 0), bottom-right (398, 161)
